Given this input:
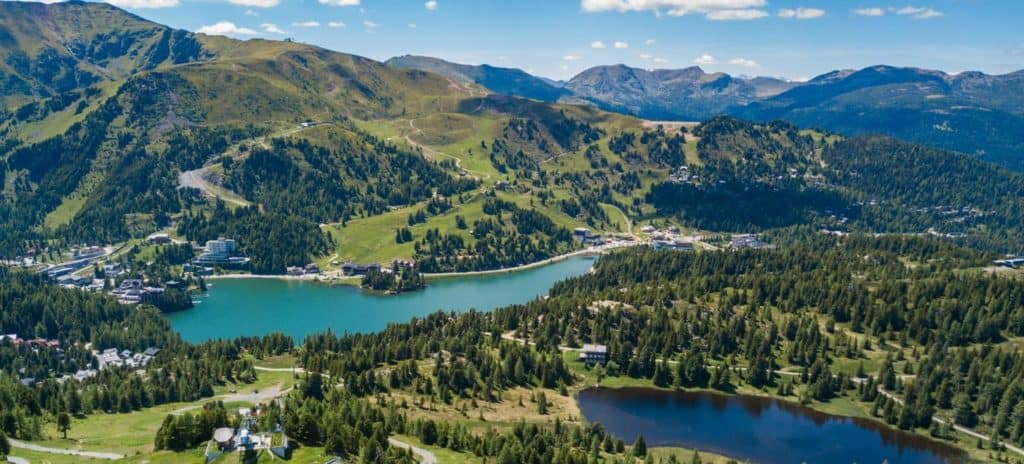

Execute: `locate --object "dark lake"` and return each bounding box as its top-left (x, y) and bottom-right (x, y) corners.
top-left (577, 387), bottom-right (968, 464)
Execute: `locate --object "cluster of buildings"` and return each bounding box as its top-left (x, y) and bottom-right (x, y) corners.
top-left (110, 279), bottom-right (167, 305)
top-left (38, 244), bottom-right (113, 282)
top-left (286, 263), bottom-right (321, 276)
top-left (209, 407), bottom-right (284, 459)
top-left (192, 238), bottom-right (250, 268)
top-left (667, 166), bottom-right (699, 185)
top-left (71, 245), bottom-right (106, 260)
top-left (640, 225), bottom-right (695, 251)
top-left (572, 228), bottom-right (605, 246)
top-left (95, 346), bottom-right (160, 370)
top-left (730, 234), bottom-right (771, 250)
top-left (340, 262), bottom-right (382, 276)
top-left (0, 334), bottom-right (61, 350)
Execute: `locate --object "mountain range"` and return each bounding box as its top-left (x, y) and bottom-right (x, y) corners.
top-left (2, 1), bottom-right (1023, 269)
top-left (389, 56), bottom-right (1024, 170)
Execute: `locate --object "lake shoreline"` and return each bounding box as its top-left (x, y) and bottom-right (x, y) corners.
top-left (574, 381), bottom-right (973, 463)
top-left (170, 256), bottom-right (596, 342)
top-left (203, 241), bottom-right (639, 283)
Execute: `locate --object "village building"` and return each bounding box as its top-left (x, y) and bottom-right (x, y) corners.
top-left (193, 238), bottom-right (250, 268)
top-left (653, 239), bottom-right (694, 251)
top-left (110, 279), bottom-right (165, 305)
top-left (341, 262), bottom-right (381, 276)
top-left (95, 346), bottom-right (159, 370)
top-left (72, 245), bottom-right (106, 260)
top-left (730, 234), bottom-right (769, 250)
top-left (146, 233), bottom-right (172, 244)
top-left (580, 344), bottom-right (608, 364)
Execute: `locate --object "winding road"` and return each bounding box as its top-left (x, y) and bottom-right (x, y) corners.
top-left (177, 121), bottom-right (331, 207)
top-left (406, 119), bottom-right (492, 180)
top-left (177, 167), bottom-right (251, 207)
top-left (388, 438), bottom-right (438, 464)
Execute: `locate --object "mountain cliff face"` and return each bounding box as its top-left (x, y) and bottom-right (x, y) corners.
top-left (564, 64), bottom-right (758, 120)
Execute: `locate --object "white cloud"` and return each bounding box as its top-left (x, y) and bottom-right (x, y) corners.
top-left (645, 39), bottom-right (656, 46)
top-left (591, 41), bottom-right (607, 49)
top-left (705, 8), bottom-right (767, 20)
top-left (227, 0), bottom-right (278, 7)
top-left (261, 23), bottom-right (286, 34)
top-left (244, 9), bottom-right (257, 16)
top-left (408, 23), bottom-right (417, 28)
top-left (777, 7), bottom-right (824, 19)
top-left (318, 0), bottom-right (360, 6)
top-left (197, 21), bottom-right (257, 36)
top-left (563, 55), bottom-right (583, 61)
top-left (852, 7), bottom-right (885, 16)
top-left (328, 21), bottom-right (346, 27)
top-left (425, 0), bottom-right (438, 10)
top-left (561, 64), bottom-right (570, 71)
top-left (653, 57), bottom-right (670, 64)
top-left (694, 53), bottom-right (716, 65)
top-left (292, 21), bottom-right (320, 27)
top-left (729, 57), bottom-right (759, 67)
top-left (639, 53), bottom-right (653, 59)
top-left (894, 6), bottom-right (943, 19)
top-left (614, 41), bottom-right (629, 49)
top-left (104, 0), bottom-right (180, 8)
top-left (363, 20), bottom-right (379, 31)
top-left (581, 0), bottom-right (769, 21)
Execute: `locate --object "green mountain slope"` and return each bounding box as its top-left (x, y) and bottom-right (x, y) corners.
top-left (2, 2), bottom-right (1023, 273)
top-left (735, 65), bottom-right (1024, 170)
top-left (387, 54), bottom-right (571, 102)
top-left (645, 117), bottom-right (1024, 248)
top-left (0, 0), bottom-right (209, 107)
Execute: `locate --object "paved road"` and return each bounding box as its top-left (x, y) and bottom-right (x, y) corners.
top-left (8, 438), bottom-right (124, 460)
top-left (169, 383), bottom-right (292, 415)
top-left (388, 437), bottom-right (437, 464)
top-left (177, 167), bottom-right (251, 207)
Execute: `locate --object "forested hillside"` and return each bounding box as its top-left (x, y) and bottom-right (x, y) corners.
top-left (645, 117), bottom-right (1024, 250)
top-left (0, 268), bottom-right (287, 439)
top-left (3, 2), bottom-right (1023, 278)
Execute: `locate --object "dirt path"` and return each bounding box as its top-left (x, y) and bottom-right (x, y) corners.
top-left (388, 438), bottom-right (437, 464)
top-left (607, 204), bottom-right (633, 235)
top-left (862, 382), bottom-right (1024, 456)
top-left (8, 438), bottom-right (124, 460)
top-left (406, 119), bottom-right (491, 180)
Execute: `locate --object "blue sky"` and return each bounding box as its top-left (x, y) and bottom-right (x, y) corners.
top-left (76, 0), bottom-right (1024, 80)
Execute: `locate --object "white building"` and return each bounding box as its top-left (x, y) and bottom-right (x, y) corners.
top-left (205, 238), bottom-right (237, 257)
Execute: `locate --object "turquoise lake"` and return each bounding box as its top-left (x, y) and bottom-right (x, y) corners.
top-left (168, 256), bottom-right (595, 342)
